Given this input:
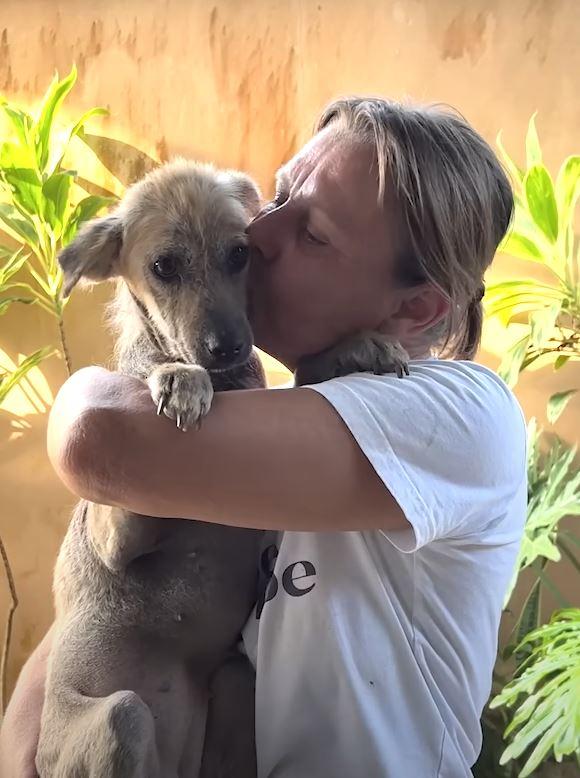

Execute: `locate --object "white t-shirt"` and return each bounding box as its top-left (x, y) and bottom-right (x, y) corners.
top-left (242, 359), bottom-right (527, 778)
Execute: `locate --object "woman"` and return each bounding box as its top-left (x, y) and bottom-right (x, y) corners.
top-left (1, 97), bottom-right (526, 777)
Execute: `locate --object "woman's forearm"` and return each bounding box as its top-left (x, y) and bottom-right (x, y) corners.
top-left (0, 625), bottom-right (54, 778)
top-left (47, 367), bottom-right (407, 532)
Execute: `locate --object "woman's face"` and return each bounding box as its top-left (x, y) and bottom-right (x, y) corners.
top-left (246, 128), bottom-right (409, 369)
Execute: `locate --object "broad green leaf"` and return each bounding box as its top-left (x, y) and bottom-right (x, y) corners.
top-left (496, 130), bottom-right (524, 186)
top-left (0, 102), bottom-right (33, 148)
top-left (547, 390), bottom-right (577, 424)
top-left (492, 609), bottom-right (580, 775)
top-left (498, 334), bottom-right (531, 387)
top-left (0, 202), bottom-right (39, 248)
top-left (0, 160), bottom-right (43, 216)
top-left (63, 194), bottom-right (115, 245)
top-left (485, 279), bottom-right (565, 326)
top-left (529, 303), bottom-right (561, 348)
top-left (0, 346), bottom-right (55, 404)
top-left (34, 66), bottom-right (77, 173)
top-left (525, 113), bottom-right (542, 169)
top-left (42, 170), bottom-right (74, 231)
top-left (524, 165), bottom-right (559, 244)
top-left (555, 155), bottom-right (580, 234)
top-left (500, 230), bottom-right (545, 263)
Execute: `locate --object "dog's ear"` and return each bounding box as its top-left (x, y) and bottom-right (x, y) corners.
top-left (221, 171), bottom-right (262, 218)
top-left (59, 215), bottom-right (123, 298)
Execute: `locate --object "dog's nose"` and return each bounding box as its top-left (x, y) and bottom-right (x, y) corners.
top-left (203, 333), bottom-right (247, 366)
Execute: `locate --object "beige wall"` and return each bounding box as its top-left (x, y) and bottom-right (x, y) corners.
top-left (1, 0), bottom-right (579, 695)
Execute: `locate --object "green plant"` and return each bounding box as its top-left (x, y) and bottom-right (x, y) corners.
top-left (475, 116), bottom-right (580, 778)
top-left (486, 115), bottom-right (580, 417)
top-left (0, 66), bottom-right (117, 718)
top-left (490, 609), bottom-right (580, 776)
top-left (0, 64), bottom-right (116, 375)
top-left (504, 417), bottom-right (580, 616)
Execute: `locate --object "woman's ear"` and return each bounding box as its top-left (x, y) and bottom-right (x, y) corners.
top-left (384, 284), bottom-right (450, 340)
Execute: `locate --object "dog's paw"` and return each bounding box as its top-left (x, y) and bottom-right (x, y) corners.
top-left (147, 363), bottom-right (214, 431)
top-left (295, 332), bottom-right (410, 386)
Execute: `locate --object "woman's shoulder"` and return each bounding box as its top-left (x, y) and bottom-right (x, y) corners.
top-left (308, 358), bottom-right (527, 484)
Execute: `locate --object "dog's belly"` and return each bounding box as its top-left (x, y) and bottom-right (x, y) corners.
top-left (55, 502), bottom-right (261, 660)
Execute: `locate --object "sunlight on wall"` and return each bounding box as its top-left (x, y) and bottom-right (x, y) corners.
top-left (258, 350), bottom-right (293, 387)
top-left (0, 349), bottom-right (54, 438)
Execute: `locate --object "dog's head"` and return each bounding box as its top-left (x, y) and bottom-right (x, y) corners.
top-left (59, 160), bottom-right (261, 371)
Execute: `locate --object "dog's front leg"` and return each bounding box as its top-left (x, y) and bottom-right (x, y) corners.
top-left (199, 653), bottom-right (257, 778)
top-left (295, 331), bottom-right (410, 386)
top-left (147, 363), bottom-right (214, 431)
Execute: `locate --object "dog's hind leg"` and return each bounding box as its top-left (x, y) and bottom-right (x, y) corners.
top-left (37, 620), bottom-right (205, 778)
top-left (37, 688), bottom-right (160, 778)
top-left (198, 653), bottom-right (256, 778)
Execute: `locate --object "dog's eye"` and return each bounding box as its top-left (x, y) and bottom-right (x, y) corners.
top-left (227, 245), bottom-right (249, 274)
top-left (152, 254), bottom-right (179, 280)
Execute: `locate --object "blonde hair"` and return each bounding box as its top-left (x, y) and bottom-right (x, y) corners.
top-left (316, 98), bottom-right (514, 360)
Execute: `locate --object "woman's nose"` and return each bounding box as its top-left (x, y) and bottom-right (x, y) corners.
top-left (247, 210), bottom-right (277, 262)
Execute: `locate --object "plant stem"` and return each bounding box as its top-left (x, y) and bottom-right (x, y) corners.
top-left (0, 534), bottom-right (18, 719)
top-left (57, 311), bottom-right (72, 376)
top-left (557, 538), bottom-right (580, 575)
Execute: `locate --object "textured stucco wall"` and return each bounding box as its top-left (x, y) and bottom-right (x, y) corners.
top-left (1, 0), bottom-right (579, 694)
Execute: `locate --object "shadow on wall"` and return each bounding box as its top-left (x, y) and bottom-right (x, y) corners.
top-left (80, 132), bottom-right (160, 190)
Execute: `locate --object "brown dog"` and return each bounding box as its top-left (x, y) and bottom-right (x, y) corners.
top-left (37, 161), bottom-right (265, 778)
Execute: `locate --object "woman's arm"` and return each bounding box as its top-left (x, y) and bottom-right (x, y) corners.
top-left (47, 367), bottom-right (408, 532)
top-left (0, 626), bottom-right (54, 778)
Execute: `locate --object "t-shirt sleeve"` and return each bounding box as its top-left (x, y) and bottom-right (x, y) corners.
top-left (306, 361), bottom-right (527, 552)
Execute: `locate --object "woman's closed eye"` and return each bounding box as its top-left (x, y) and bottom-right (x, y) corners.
top-left (303, 225), bottom-right (328, 246)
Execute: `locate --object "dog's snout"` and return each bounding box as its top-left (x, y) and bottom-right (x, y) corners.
top-left (202, 331), bottom-right (250, 369)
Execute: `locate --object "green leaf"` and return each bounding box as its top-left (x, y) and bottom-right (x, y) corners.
top-left (0, 295), bottom-right (35, 315)
top-left (515, 579), bottom-right (542, 659)
top-left (554, 354), bottom-right (571, 371)
top-left (0, 247), bottom-right (27, 286)
top-left (529, 303), bottom-right (561, 349)
top-left (41, 170), bottom-right (74, 232)
top-left (0, 347), bottom-right (55, 405)
top-left (1, 170), bottom-right (43, 219)
top-left (62, 194), bottom-right (115, 245)
top-left (555, 155), bottom-right (580, 234)
top-left (496, 130), bottom-right (524, 186)
top-left (484, 279), bottom-right (564, 326)
top-left (0, 102), bottom-right (33, 147)
top-left (0, 202), bottom-right (39, 248)
top-left (498, 334), bottom-right (531, 387)
top-left (500, 230), bottom-right (545, 263)
top-left (525, 113), bottom-right (542, 169)
top-left (547, 390), bottom-right (577, 424)
top-left (524, 165), bottom-right (559, 244)
top-left (492, 609), bottom-right (580, 775)
top-left (34, 66), bottom-right (77, 173)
